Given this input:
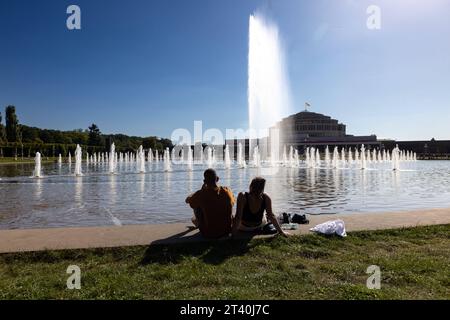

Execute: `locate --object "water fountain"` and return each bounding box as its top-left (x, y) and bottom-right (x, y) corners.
top-left (332, 147), bottom-right (339, 169)
top-left (224, 145), bottom-right (231, 169)
top-left (148, 148), bottom-right (153, 162)
top-left (288, 146), bottom-right (294, 167)
top-left (294, 149), bottom-right (300, 167)
top-left (58, 154), bottom-right (62, 165)
top-left (109, 143), bottom-right (116, 174)
top-left (282, 145), bottom-right (288, 166)
top-left (392, 145), bottom-right (400, 171)
top-left (316, 148), bottom-right (321, 167)
top-left (138, 145), bottom-right (146, 173)
top-left (33, 152), bottom-right (42, 178)
top-left (68, 152), bottom-right (72, 165)
top-left (341, 148), bottom-right (346, 167)
top-left (325, 146), bottom-right (331, 167)
top-left (305, 147), bottom-right (310, 168)
top-left (309, 147), bottom-right (316, 168)
top-left (164, 148), bottom-right (172, 172)
top-left (252, 145), bottom-right (261, 168)
top-left (187, 147), bottom-right (193, 171)
top-left (248, 12), bottom-right (293, 162)
top-left (237, 142), bottom-right (246, 168)
top-left (206, 147), bottom-right (213, 168)
top-left (74, 144), bottom-right (82, 176)
top-left (360, 144), bottom-right (366, 170)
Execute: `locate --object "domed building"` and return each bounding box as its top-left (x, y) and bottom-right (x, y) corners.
top-left (270, 109), bottom-right (380, 150)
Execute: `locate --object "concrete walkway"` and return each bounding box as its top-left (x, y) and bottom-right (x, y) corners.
top-left (0, 207), bottom-right (449, 253)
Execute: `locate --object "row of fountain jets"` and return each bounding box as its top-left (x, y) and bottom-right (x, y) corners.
top-left (32, 143), bottom-right (417, 178)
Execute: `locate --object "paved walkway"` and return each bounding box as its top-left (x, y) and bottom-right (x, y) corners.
top-left (0, 208), bottom-right (449, 253)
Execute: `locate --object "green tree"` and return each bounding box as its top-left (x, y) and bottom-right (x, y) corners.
top-left (88, 123), bottom-right (102, 146)
top-left (5, 106), bottom-right (20, 142)
top-left (0, 112), bottom-right (6, 143)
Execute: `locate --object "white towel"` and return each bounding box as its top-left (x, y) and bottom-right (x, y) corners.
top-left (310, 219), bottom-right (347, 237)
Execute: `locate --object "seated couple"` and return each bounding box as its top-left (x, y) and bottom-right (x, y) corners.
top-left (185, 169), bottom-right (290, 238)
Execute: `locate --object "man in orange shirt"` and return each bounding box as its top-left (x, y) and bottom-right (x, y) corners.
top-left (185, 169), bottom-right (236, 238)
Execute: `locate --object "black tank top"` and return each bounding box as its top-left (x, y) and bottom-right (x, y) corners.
top-left (242, 192), bottom-right (266, 227)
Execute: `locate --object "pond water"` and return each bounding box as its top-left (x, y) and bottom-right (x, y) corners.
top-left (1, 161), bottom-right (449, 229)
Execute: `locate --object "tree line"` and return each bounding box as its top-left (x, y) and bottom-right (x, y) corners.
top-left (0, 106), bottom-right (173, 157)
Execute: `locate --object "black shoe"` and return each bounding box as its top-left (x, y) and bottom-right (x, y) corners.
top-left (282, 212), bottom-right (291, 224)
top-left (291, 214), bottom-right (309, 224)
top-left (262, 223), bottom-right (278, 235)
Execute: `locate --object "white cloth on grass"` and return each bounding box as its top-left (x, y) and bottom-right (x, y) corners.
top-left (310, 219), bottom-right (347, 237)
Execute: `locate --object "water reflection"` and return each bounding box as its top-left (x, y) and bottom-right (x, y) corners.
top-left (1, 161), bottom-right (450, 229)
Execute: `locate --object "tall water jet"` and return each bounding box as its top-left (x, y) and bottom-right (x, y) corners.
top-left (332, 147), bottom-right (339, 169)
top-left (187, 147), bottom-right (193, 171)
top-left (360, 144), bottom-right (366, 170)
top-left (164, 148), bottom-right (172, 172)
top-left (74, 144), bottom-right (82, 176)
top-left (68, 152), bottom-right (72, 165)
top-left (248, 12), bottom-right (292, 162)
top-left (138, 145), bottom-right (146, 173)
top-left (282, 145), bottom-right (288, 166)
top-left (309, 147), bottom-right (315, 168)
top-left (109, 143), bottom-right (116, 174)
top-left (237, 142), bottom-right (246, 168)
top-left (224, 145), bottom-right (231, 169)
top-left (58, 154), bottom-right (62, 165)
top-left (33, 152), bottom-right (42, 178)
top-left (288, 146), bottom-right (294, 167)
top-left (341, 148), bottom-right (346, 167)
top-left (316, 148), bottom-right (321, 167)
top-left (206, 147), bottom-right (213, 168)
top-left (305, 147), bottom-right (310, 168)
top-left (86, 152), bottom-right (89, 165)
top-left (348, 149), bottom-right (353, 165)
top-left (325, 146), bottom-right (330, 167)
top-left (392, 145), bottom-right (400, 171)
top-left (294, 149), bottom-right (300, 167)
top-left (252, 145), bottom-right (261, 168)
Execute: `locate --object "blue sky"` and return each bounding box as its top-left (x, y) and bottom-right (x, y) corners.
top-left (0, 0), bottom-right (449, 141)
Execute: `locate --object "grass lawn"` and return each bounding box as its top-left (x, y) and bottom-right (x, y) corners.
top-left (0, 224), bottom-right (449, 300)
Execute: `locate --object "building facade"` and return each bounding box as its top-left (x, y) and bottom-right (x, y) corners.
top-left (270, 110), bottom-right (380, 150)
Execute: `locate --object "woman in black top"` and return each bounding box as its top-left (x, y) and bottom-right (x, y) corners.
top-left (232, 177), bottom-right (289, 237)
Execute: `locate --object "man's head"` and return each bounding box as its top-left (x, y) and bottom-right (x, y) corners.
top-left (203, 168), bottom-right (219, 186)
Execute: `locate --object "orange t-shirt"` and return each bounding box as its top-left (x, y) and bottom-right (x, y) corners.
top-left (187, 186), bottom-right (236, 238)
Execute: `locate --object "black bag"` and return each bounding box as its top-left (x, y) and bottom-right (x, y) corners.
top-left (291, 214), bottom-right (309, 225)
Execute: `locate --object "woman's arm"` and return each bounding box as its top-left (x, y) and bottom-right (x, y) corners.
top-left (232, 192), bottom-right (245, 236)
top-left (265, 194), bottom-right (290, 237)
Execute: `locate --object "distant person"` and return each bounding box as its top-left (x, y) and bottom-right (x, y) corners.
top-left (185, 169), bottom-right (236, 238)
top-left (232, 177), bottom-right (289, 237)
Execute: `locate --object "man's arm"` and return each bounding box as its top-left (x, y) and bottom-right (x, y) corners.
top-left (232, 192), bottom-right (245, 236)
top-left (186, 190), bottom-right (201, 209)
